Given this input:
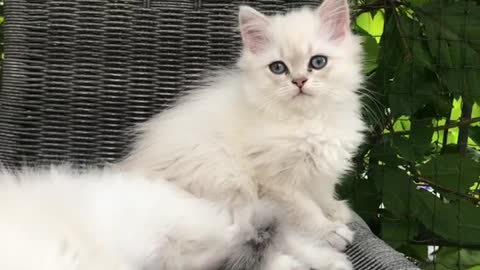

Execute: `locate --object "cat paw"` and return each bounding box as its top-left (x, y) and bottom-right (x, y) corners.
top-left (325, 224), bottom-right (354, 251)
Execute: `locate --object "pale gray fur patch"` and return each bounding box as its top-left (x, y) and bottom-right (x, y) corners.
top-left (219, 223), bottom-right (276, 270)
top-left (219, 200), bottom-right (279, 270)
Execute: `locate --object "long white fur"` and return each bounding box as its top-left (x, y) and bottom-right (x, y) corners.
top-left (0, 167), bottom-right (244, 270)
top-left (120, 0), bottom-right (365, 269)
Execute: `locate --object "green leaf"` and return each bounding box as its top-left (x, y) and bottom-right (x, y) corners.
top-left (412, 189), bottom-right (480, 245)
top-left (381, 211), bottom-right (419, 248)
top-left (452, 98), bottom-right (464, 121)
top-left (416, 2), bottom-right (480, 104)
top-left (397, 244), bottom-right (429, 263)
top-left (470, 126), bottom-right (480, 145)
top-left (371, 155), bottom-right (480, 245)
top-left (362, 34), bottom-right (379, 74)
top-left (338, 173), bottom-right (381, 225)
top-left (372, 165), bottom-right (412, 217)
top-left (393, 135), bottom-right (417, 161)
top-left (392, 116), bottom-right (411, 132)
top-left (354, 26), bottom-right (380, 74)
top-left (388, 66), bottom-right (447, 117)
top-left (370, 140), bottom-right (404, 167)
top-left (410, 118), bottom-right (435, 156)
top-left (473, 103), bottom-right (480, 119)
top-left (417, 153), bottom-right (480, 193)
top-left (356, 11), bottom-right (384, 42)
top-left (375, 11), bottom-right (447, 116)
top-left (391, 117), bottom-right (434, 161)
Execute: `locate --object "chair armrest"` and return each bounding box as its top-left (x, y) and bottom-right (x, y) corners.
top-left (347, 220), bottom-right (420, 270)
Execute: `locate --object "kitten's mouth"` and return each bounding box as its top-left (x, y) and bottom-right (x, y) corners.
top-left (293, 90), bottom-right (311, 98)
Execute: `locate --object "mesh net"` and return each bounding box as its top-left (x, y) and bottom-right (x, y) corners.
top-left (341, 0), bottom-right (480, 268)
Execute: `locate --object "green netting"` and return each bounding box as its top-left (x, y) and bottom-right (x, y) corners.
top-left (340, 0), bottom-right (480, 268)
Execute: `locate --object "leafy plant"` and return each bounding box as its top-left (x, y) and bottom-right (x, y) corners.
top-left (341, 0), bottom-right (480, 268)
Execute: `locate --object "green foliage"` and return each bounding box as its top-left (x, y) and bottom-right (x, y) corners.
top-left (345, 0), bottom-right (480, 268)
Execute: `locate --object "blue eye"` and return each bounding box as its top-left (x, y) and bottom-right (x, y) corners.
top-left (268, 61), bottom-right (288, 75)
top-left (309, 55), bottom-right (328, 70)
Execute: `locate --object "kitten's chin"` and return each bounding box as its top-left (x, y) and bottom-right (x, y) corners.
top-left (271, 98), bottom-right (323, 119)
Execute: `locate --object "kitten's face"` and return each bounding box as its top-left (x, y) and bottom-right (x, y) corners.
top-left (238, 0), bottom-right (363, 117)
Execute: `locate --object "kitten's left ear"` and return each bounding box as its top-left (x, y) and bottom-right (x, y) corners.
top-left (239, 6), bottom-right (271, 54)
top-left (316, 0), bottom-right (351, 41)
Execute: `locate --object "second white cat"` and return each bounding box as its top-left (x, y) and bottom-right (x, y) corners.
top-left (0, 166), bottom-right (352, 270)
top-left (0, 167), bottom-right (241, 270)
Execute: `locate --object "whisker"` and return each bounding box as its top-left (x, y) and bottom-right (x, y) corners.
top-left (357, 87), bottom-right (386, 128)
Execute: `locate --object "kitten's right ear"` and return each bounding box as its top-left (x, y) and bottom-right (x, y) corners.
top-left (316, 0), bottom-right (351, 41)
top-left (239, 6), bottom-right (270, 54)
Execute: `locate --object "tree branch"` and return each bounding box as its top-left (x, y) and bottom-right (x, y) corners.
top-left (416, 176), bottom-right (480, 205)
top-left (387, 116), bottom-right (480, 136)
top-left (440, 115), bottom-right (451, 153)
top-left (457, 103), bottom-right (473, 155)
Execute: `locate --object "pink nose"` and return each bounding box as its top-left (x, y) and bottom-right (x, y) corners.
top-left (291, 77), bottom-right (308, 89)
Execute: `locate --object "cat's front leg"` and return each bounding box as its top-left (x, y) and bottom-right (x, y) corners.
top-left (259, 185), bottom-right (353, 251)
top-left (312, 196), bottom-right (354, 250)
top-left (278, 228), bottom-right (353, 270)
top-left (311, 180), bottom-right (353, 224)
top-left (324, 223), bottom-right (354, 251)
top-left (207, 179), bottom-right (258, 243)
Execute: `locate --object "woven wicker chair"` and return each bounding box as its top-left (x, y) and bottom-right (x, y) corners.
top-left (0, 0), bottom-right (420, 269)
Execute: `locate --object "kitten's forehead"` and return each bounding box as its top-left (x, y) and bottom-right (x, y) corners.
top-left (270, 8), bottom-right (323, 60)
top-left (266, 8), bottom-right (346, 64)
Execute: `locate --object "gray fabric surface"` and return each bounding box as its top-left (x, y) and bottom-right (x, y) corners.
top-left (0, 0), bottom-right (420, 269)
top-left (347, 222), bottom-right (420, 270)
top-left (1, 0), bottom-right (325, 166)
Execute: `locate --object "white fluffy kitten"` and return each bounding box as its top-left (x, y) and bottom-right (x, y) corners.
top-left (0, 167), bottom-right (244, 270)
top-left (121, 0), bottom-right (364, 266)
